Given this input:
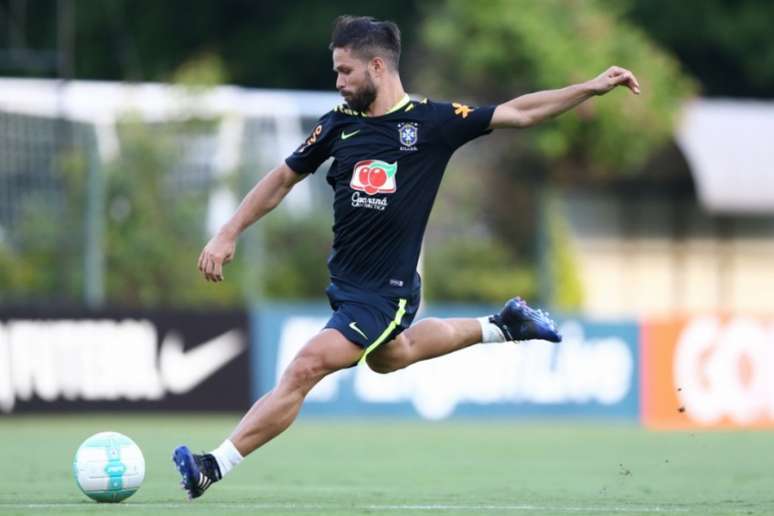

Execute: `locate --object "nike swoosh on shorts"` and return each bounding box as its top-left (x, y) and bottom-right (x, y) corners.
top-left (348, 321), bottom-right (368, 339)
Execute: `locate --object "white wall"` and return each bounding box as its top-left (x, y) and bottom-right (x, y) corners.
top-left (564, 193), bottom-right (774, 317)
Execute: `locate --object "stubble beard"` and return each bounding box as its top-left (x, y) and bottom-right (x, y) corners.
top-left (344, 73), bottom-right (377, 113)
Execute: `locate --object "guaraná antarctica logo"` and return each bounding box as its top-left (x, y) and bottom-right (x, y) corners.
top-left (350, 160), bottom-right (398, 196)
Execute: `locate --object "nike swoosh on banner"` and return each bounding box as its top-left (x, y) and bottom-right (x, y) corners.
top-left (341, 130), bottom-right (360, 140)
top-left (159, 329), bottom-right (245, 394)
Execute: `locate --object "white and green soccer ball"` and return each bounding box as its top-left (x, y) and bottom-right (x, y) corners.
top-left (72, 431), bottom-right (145, 503)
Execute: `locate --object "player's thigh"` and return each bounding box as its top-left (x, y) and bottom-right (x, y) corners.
top-left (365, 331), bottom-right (412, 371)
top-left (292, 327), bottom-right (364, 375)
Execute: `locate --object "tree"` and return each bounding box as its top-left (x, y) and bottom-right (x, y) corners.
top-left (3, 0), bottom-right (433, 90)
top-left (419, 0), bottom-right (696, 178)
top-left (618, 0), bottom-right (774, 98)
top-left (416, 0), bottom-right (696, 307)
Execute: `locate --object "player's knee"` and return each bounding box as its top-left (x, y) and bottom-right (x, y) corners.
top-left (284, 353), bottom-right (328, 389)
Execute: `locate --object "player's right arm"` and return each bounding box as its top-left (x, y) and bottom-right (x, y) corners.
top-left (198, 162), bottom-right (307, 282)
top-left (199, 111), bottom-right (335, 282)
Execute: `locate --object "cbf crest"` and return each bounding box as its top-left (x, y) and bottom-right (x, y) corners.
top-left (398, 122), bottom-right (418, 151)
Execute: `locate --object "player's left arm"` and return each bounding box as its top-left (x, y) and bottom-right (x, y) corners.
top-left (489, 66), bottom-right (640, 129)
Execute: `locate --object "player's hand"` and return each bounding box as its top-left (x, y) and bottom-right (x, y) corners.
top-left (197, 231), bottom-right (237, 282)
top-left (588, 66), bottom-right (640, 95)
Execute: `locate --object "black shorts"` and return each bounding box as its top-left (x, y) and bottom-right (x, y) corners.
top-left (324, 281), bottom-right (421, 361)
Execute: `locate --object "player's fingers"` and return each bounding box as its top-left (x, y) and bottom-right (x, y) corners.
top-left (204, 255), bottom-right (217, 281)
top-left (610, 66), bottom-right (624, 76)
top-left (629, 73), bottom-right (641, 94)
top-left (200, 253), bottom-right (212, 280)
top-left (614, 70), bottom-right (630, 84)
top-left (610, 67), bottom-right (628, 80)
top-left (611, 70), bottom-right (639, 94)
top-left (623, 72), bottom-right (640, 94)
top-left (210, 255), bottom-right (225, 282)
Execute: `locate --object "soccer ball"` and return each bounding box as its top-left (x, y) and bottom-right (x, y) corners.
top-left (72, 431), bottom-right (145, 502)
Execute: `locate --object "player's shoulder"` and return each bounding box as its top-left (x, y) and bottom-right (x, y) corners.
top-left (304, 106), bottom-right (356, 141)
top-left (330, 98), bottom-right (434, 117)
top-left (396, 97), bottom-right (445, 122)
top-left (331, 103), bottom-right (368, 118)
top-left (321, 98), bottom-right (464, 119)
top-left (410, 97), bottom-right (480, 121)
top-left (405, 97), bottom-right (435, 111)
top-left (307, 105), bottom-right (365, 129)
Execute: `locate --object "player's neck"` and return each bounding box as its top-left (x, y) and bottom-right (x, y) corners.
top-left (366, 78), bottom-right (406, 117)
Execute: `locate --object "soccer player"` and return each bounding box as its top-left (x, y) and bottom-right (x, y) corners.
top-left (173, 15), bottom-right (640, 499)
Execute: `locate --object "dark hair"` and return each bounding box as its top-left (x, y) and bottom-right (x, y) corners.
top-left (329, 15), bottom-right (401, 70)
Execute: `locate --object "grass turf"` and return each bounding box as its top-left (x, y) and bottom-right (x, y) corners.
top-left (0, 414), bottom-right (772, 515)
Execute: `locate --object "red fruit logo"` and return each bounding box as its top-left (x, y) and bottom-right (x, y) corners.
top-left (359, 167), bottom-right (370, 186)
top-left (350, 160), bottom-right (397, 196)
top-left (369, 168), bottom-right (387, 187)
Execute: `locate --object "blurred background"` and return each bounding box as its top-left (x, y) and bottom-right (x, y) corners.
top-left (3, 2), bottom-right (774, 512)
top-left (2, 0), bottom-right (774, 437)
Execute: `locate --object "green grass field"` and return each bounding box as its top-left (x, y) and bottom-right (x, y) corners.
top-left (0, 414), bottom-right (771, 515)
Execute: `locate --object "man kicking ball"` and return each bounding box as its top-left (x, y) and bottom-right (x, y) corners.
top-left (173, 14), bottom-right (640, 499)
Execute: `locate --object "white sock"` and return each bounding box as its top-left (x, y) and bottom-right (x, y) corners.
top-left (478, 316), bottom-right (506, 343)
top-left (209, 439), bottom-right (243, 478)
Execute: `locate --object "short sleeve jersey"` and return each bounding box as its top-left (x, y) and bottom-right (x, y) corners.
top-left (285, 97), bottom-right (495, 297)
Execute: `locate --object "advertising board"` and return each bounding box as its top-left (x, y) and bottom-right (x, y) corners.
top-left (0, 308), bottom-right (250, 413)
top-left (253, 304), bottom-right (640, 420)
top-left (642, 316), bottom-right (774, 429)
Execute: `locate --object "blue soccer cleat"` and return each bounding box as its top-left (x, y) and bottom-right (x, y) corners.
top-left (490, 297), bottom-right (562, 343)
top-left (172, 445), bottom-right (221, 500)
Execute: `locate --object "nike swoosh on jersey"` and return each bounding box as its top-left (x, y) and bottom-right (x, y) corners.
top-left (159, 329), bottom-right (245, 394)
top-left (341, 130), bottom-right (360, 140)
top-left (348, 321), bottom-right (368, 339)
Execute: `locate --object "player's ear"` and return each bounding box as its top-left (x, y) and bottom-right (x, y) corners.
top-left (370, 56), bottom-right (386, 77)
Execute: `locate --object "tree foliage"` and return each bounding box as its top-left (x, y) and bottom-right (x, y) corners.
top-left (5, 0), bottom-right (767, 98)
top-left (423, 153), bottom-right (537, 303)
top-left (415, 0), bottom-right (696, 309)
top-left (419, 0), bottom-right (696, 178)
top-left (1, 0), bottom-right (712, 308)
top-left (102, 120), bottom-right (242, 307)
top-left (5, 0), bottom-right (433, 90)
top-left (618, 0), bottom-right (774, 98)
top-left (0, 134), bottom-right (88, 304)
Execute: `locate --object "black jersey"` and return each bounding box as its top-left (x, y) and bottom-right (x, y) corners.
top-left (285, 96), bottom-right (495, 297)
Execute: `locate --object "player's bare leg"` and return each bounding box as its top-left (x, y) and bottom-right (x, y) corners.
top-left (229, 329), bottom-right (361, 454)
top-left (366, 297), bottom-right (561, 374)
top-left (366, 318), bottom-right (481, 373)
top-left (173, 329), bottom-right (361, 499)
